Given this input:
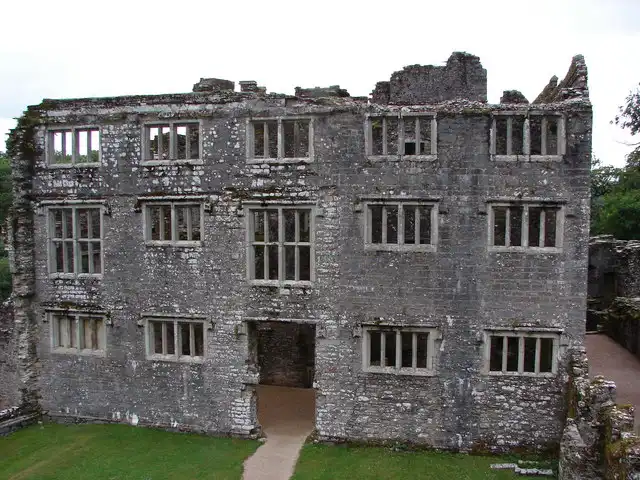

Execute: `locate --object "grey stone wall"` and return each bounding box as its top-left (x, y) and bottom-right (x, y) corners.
top-left (0, 302), bottom-right (18, 409)
top-left (381, 52), bottom-right (487, 104)
top-left (9, 52), bottom-right (591, 450)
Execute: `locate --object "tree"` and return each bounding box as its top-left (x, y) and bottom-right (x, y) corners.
top-left (591, 84), bottom-right (640, 239)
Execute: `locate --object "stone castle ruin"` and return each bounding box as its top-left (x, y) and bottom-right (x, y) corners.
top-left (1, 52), bottom-right (592, 451)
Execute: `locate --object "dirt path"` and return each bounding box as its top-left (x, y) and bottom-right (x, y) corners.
top-left (586, 333), bottom-right (640, 432)
top-left (243, 385), bottom-right (315, 480)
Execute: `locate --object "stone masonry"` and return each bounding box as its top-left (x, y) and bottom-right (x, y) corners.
top-left (6, 52), bottom-right (592, 451)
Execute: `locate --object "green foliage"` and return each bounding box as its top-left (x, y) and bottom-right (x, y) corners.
top-left (592, 85), bottom-right (640, 238)
top-left (0, 423), bottom-right (259, 480)
top-left (292, 444), bottom-right (548, 479)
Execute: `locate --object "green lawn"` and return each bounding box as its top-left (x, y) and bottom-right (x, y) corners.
top-left (291, 444), bottom-right (553, 480)
top-left (0, 424), bottom-right (555, 480)
top-left (0, 423), bottom-right (259, 480)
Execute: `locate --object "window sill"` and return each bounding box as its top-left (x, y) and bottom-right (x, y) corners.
top-left (51, 348), bottom-right (106, 357)
top-left (485, 371), bottom-right (556, 378)
top-left (492, 155), bottom-right (564, 162)
top-left (249, 279), bottom-right (313, 288)
top-left (141, 159), bottom-right (204, 167)
top-left (488, 246), bottom-right (561, 254)
top-left (246, 157), bottom-right (312, 165)
top-left (147, 354), bottom-right (204, 364)
top-left (49, 273), bottom-right (103, 280)
top-left (365, 243), bottom-right (436, 253)
top-left (144, 241), bottom-right (203, 248)
top-left (366, 154), bottom-right (437, 162)
top-left (364, 367), bottom-right (436, 377)
top-left (47, 162), bottom-right (101, 169)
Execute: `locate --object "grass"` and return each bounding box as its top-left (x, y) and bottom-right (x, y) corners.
top-left (0, 424), bottom-right (555, 479)
top-left (0, 423), bottom-right (259, 480)
top-left (291, 444), bottom-right (553, 480)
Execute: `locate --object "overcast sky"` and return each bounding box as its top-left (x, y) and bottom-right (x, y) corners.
top-left (1, 0), bottom-right (638, 166)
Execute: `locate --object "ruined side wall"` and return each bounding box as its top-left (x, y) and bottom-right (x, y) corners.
top-left (0, 302), bottom-right (18, 408)
top-left (559, 347), bottom-right (640, 480)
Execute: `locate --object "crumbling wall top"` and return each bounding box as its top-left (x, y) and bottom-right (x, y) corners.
top-left (534, 55), bottom-right (589, 104)
top-left (192, 78), bottom-right (235, 93)
top-left (373, 52), bottom-right (487, 105)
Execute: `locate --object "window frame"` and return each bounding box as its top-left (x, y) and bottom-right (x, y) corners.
top-left (49, 310), bottom-right (107, 357)
top-left (144, 316), bottom-right (207, 363)
top-left (490, 112), bottom-right (566, 162)
top-left (245, 204), bottom-right (315, 287)
top-left (364, 200), bottom-right (438, 252)
top-left (141, 120), bottom-right (203, 165)
top-left (46, 205), bottom-right (104, 278)
top-left (142, 201), bottom-right (205, 246)
top-left (483, 330), bottom-right (560, 377)
top-left (365, 112), bottom-right (438, 161)
top-left (246, 116), bottom-right (314, 164)
top-left (487, 202), bottom-right (564, 252)
top-left (362, 326), bottom-right (438, 376)
top-left (46, 126), bottom-right (101, 168)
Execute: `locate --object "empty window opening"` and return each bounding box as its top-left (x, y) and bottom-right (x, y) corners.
top-left (255, 321), bottom-right (315, 388)
top-left (145, 203), bottom-right (203, 243)
top-left (148, 319), bottom-right (205, 361)
top-left (494, 116), bottom-right (525, 156)
top-left (367, 203), bottom-right (435, 248)
top-left (249, 118), bottom-right (311, 161)
top-left (51, 312), bottom-right (105, 354)
top-left (487, 333), bottom-right (557, 375)
top-left (50, 207), bottom-right (102, 275)
top-left (250, 207), bottom-right (313, 284)
top-left (368, 115), bottom-right (436, 157)
top-left (529, 116), bottom-right (561, 156)
top-left (527, 206), bottom-right (559, 247)
top-left (490, 204), bottom-right (561, 249)
top-left (145, 123), bottom-right (200, 161)
top-left (49, 128), bottom-right (100, 165)
top-left (364, 327), bottom-right (436, 375)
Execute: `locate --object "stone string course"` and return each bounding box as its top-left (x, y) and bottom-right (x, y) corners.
top-left (4, 52), bottom-right (591, 451)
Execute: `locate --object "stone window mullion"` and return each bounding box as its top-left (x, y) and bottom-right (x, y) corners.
top-left (395, 331), bottom-right (401, 372)
top-left (517, 336), bottom-right (525, 373)
top-left (505, 207), bottom-right (511, 247)
top-left (382, 117), bottom-right (388, 155)
top-left (412, 332), bottom-right (418, 369)
top-left (277, 120), bottom-right (284, 159)
top-left (294, 210), bottom-right (300, 281)
top-left (539, 209), bottom-right (546, 247)
top-left (415, 118), bottom-right (421, 155)
top-left (535, 337), bottom-right (542, 374)
top-left (398, 204), bottom-right (405, 245)
top-left (506, 117), bottom-right (513, 156)
top-left (278, 207), bottom-right (284, 282)
top-left (382, 206), bottom-right (388, 244)
top-left (380, 332), bottom-right (386, 368)
top-left (541, 117), bottom-right (548, 155)
top-left (501, 336), bottom-right (508, 372)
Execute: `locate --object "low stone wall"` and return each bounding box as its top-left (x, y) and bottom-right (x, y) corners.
top-left (559, 347), bottom-right (640, 479)
top-left (0, 300), bottom-right (18, 409)
top-left (603, 298), bottom-right (640, 359)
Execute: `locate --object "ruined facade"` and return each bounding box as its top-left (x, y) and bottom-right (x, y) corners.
top-left (4, 52), bottom-right (592, 450)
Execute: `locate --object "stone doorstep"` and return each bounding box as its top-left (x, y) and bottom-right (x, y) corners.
top-left (490, 463), bottom-right (554, 477)
top-left (0, 413), bottom-right (40, 436)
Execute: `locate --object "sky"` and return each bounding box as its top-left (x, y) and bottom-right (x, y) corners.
top-left (1, 0), bottom-right (639, 166)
